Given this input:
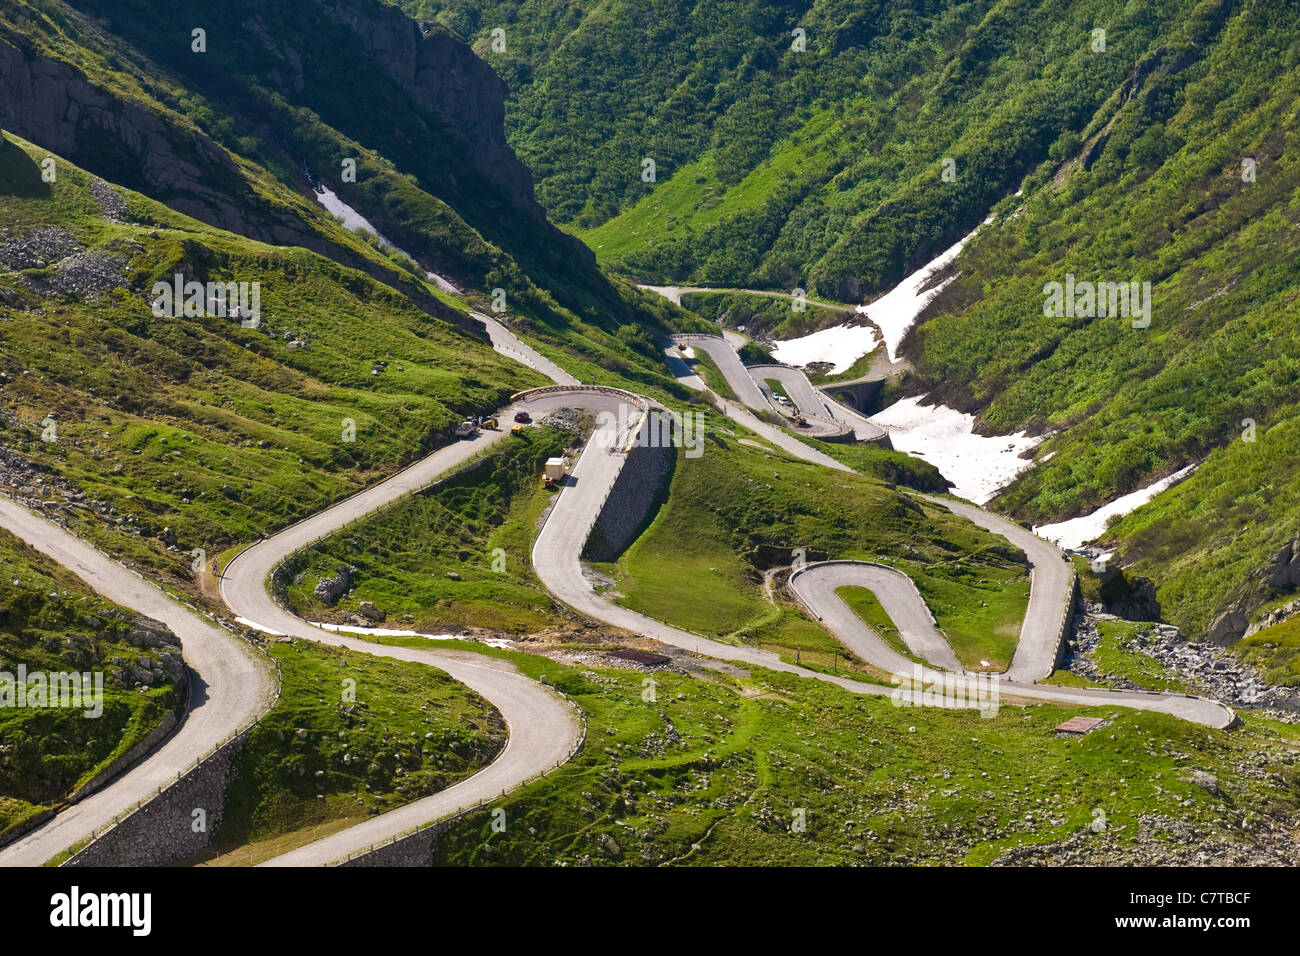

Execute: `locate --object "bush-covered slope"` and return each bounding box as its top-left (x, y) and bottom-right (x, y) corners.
top-left (908, 0), bottom-right (1300, 640)
top-left (405, 0), bottom-right (1252, 303)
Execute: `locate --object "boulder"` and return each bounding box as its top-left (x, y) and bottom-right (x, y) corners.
top-left (1266, 532), bottom-right (1300, 589)
top-left (314, 566), bottom-right (354, 606)
top-left (1206, 606), bottom-right (1248, 646)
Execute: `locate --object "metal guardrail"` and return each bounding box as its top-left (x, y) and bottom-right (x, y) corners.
top-left (511, 384), bottom-right (649, 410)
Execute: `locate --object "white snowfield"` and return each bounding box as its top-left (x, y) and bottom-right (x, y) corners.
top-left (871, 396), bottom-right (1040, 504)
top-left (770, 221), bottom-right (984, 370)
top-left (1034, 464), bottom-right (1199, 550)
top-left (771, 321), bottom-right (881, 373)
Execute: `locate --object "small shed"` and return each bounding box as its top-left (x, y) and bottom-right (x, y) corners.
top-left (544, 457), bottom-right (567, 481)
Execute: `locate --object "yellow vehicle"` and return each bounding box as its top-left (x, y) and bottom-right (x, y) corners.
top-left (482, 417), bottom-right (498, 430)
top-left (511, 424), bottom-right (525, 436)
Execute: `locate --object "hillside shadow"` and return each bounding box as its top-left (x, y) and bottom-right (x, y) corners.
top-left (0, 137), bottom-right (52, 198)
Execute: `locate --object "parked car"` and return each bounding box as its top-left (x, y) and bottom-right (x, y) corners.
top-left (514, 411), bottom-right (531, 423)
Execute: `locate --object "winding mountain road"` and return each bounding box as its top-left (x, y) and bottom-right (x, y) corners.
top-left (0, 497), bottom-right (276, 866)
top-left (526, 390), bottom-right (1235, 728)
top-left (2, 306), bottom-right (1233, 869)
top-left (639, 284), bottom-right (852, 312)
top-left (671, 334), bottom-right (885, 443)
top-left (222, 394), bottom-right (599, 866)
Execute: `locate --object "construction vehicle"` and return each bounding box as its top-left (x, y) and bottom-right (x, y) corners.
top-left (511, 424), bottom-right (526, 436)
top-left (482, 416), bottom-right (498, 430)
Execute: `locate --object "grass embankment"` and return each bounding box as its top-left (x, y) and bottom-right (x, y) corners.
top-left (595, 435), bottom-right (1029, 672)
top-left (283, 430), bottom-right (571, 634)
top-left (422, 645), bottom-right (1300, 866)
top-left (1089, 621), bottom-right (1193, 694)
top-left (0, 528), bottom-right (183, 838)
top-left (191, 639), bottom-right (504, 866)
top-left (835, 586), bottom-right (919, 664)
top-left (1236, 616), bottom-right (1300, 688)
top-left (799, 436), bottom-right (949, 492)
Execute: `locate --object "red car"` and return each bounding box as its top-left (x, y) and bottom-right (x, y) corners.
top-left (514, 411), bottom-right (531, 423)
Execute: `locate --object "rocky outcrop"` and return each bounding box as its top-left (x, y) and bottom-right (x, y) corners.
top-left (1266, 531), bottom-right (1300, 590)
top-left (314, 566), bottom-right (355, 607)
top-left (1207, 605), bottom-right (1249, 646)
top-left (1245, 597), bottom-right (1300, 639)
top-left (1095, 564), bottom-right (1162, 622)
top-left (0, 15), bottom-right (479, 334)
top-left (0, 28), bottom-right (291, 244)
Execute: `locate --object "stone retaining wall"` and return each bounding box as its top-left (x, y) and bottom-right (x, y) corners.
top-left (64, 733), bottom-right (246, 867)
top-left (583, 419), bottom-right (676, 562)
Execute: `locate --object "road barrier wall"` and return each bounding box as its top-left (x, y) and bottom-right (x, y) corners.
top-left (582, 415), bottom-right (677, 562)
top-left (64, 731), bottom-right (247, 867)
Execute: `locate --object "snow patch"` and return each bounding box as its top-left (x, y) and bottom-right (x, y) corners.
top-left (771, 219), bottom-right (986, 370)
top-left (1033, 464), bottom-right (1198, 550)
top-left (868, 396), bottom-right (1039, 504)
top-left (313, 185), bottom-right (460, 293)
top-left (309, 621), bottom-right (466, 640)
top-left (771, 323), bottom-right (881, 373)
top-left (235, 616), bottom-right (284, 636)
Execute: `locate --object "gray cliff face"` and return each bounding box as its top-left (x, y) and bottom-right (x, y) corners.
top-left (0, 22), bottom-right (484, 333)
top-left (0, 31), bottom-right (263, 236)
top-left (0, 2), bottom-right (584, 302)
top-left (306, 9), bottom-right (541, 221)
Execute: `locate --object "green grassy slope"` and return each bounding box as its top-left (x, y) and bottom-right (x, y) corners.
top-left (192, 638), bottom-right (505, 866)
top-left (681, 289), bottom-right (857, 341)
top-left (0, 134), bottom-right (544, 593)
top-left (3, 0), bottom-right (695, 366)
top-left (595, 430), bottom-right (1030, 671)
top-left (425, 644), bottom-right (1300, 866)
top-left (405, 0), bottom-right (1246, 303)
top-left (907, 1), bottom-right (1300, 638)
top-left (283, 429), bottom-right (571, 635)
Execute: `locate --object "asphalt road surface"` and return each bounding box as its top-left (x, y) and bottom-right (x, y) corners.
top-left (0, 497), bottom-right (276, 866)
